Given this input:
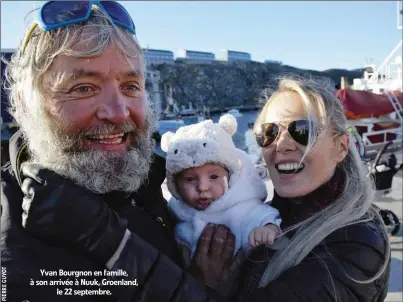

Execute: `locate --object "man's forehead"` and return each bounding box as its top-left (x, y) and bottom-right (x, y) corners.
top-left (51, 67), bottom-right (143, 79)
top-left (48, 44), bottom-right (143, 76)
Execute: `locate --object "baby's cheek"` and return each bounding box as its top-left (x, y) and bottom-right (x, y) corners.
top-left (182, 186), bottom-right (194, 198)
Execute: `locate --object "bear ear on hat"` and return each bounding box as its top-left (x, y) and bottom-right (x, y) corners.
top-left (161, 131), bottom-right (176, 152)
top-left (218, 114), bottom-right (237, 136)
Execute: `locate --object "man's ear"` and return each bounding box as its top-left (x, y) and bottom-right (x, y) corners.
top-left (335, 133), bottom-right (350, 163)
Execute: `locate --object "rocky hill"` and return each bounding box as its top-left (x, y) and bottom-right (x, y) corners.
top-left (149, 61), bottom-right (364, 110)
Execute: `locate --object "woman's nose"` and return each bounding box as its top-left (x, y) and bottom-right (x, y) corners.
top-left (275, 130), bottom-right (296, 153)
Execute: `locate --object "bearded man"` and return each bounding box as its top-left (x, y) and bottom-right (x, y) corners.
top-left (1, 2), bottom-right (241, 301)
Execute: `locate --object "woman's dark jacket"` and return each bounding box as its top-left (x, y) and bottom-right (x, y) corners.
top-left (233, 168), bottom-right (391, 302)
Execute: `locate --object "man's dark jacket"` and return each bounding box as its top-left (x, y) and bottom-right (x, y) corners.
top-left (1, 131), bottom-right (219, 302)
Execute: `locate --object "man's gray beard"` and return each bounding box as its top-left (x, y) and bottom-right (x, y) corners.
top-left (18, 105), bottom-right (157, 194)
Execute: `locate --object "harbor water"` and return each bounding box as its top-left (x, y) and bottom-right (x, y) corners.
top-left (155, 110), bottom-right (260, 157)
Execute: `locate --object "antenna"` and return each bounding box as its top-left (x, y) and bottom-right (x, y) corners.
top-left (398, 1), bottom-right (402, 30)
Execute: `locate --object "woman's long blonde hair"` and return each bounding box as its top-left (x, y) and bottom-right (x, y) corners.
top-left (254, 76), bottom-right (390, 288)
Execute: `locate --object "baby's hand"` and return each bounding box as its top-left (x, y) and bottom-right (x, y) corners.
top-left (248, 224), bottom-right (280, 248)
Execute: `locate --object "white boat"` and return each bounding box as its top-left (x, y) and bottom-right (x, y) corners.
top-left (346, 20), bottom-right (402, 161)
top-left (158, 99), bottom-right (207, 136)
top-left (179, 108), bottom-right (205, 125)
top-left (225, 108), bottom-right (243, 117)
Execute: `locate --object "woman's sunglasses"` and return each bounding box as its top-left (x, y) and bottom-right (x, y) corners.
top-left (255, 120), bottom-right (316, 148)
top-left (21, 1), bottom-right (136, 56)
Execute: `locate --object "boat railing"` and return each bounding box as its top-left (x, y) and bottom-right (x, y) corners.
top-left (367, 40), bottom-right (402, 84)
top-left (386, 91), bottom-right (403, 124)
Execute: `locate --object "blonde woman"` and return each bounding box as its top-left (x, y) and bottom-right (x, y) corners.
top-left (233, 77), bottom-right (391, 301)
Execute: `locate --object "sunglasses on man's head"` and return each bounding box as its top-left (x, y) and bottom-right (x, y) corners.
top-left (255, 120), bottom-right (317, 148)
top-left (21, 1), bottom-right (136, 56)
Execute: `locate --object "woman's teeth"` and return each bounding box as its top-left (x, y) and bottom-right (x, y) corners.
top-left (276, 163), bottom-right (305, 174)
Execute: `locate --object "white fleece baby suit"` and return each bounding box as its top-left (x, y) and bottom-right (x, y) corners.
top-left (161, 114), bottom-right (281, 256)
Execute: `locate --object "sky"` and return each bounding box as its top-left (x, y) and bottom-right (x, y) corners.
top-left (1, 1), bottom-right (402, 71)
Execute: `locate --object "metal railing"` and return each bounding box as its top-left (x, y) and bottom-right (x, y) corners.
top-left (367, 40), bottom-right (402, 84)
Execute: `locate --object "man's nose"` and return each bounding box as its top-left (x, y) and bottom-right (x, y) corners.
top-left (96, 86), bottom-right (129, 124)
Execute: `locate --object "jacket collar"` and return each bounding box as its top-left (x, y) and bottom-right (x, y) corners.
top-left (9, 130), bottom-right (29, 187)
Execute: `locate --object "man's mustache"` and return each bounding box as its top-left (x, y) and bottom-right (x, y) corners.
top-left (78, 120), bottom-right (140, 138)
top-left (60, 120), bottom-right (143, 152)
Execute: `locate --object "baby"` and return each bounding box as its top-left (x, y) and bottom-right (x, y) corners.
top-left (161, 114), bottom-right (282, 258)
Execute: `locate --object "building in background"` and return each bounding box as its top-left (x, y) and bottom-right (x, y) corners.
top-left (217, 49), bottom-right (251, 62)
top-left (176, 49), bottom-right (215, 64)
top-left (264, 59), bottom-right (282, 65)
top-left (143, 48), bottom-right (174, 66)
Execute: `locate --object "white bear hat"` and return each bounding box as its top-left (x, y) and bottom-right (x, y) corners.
top-left (161, 114), bottom-right (242, 201)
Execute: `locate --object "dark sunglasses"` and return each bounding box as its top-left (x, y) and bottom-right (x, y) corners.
top-left (255, 120), bottom-right (316, 148)
top-left (21, 1), bottom-right (135, 56)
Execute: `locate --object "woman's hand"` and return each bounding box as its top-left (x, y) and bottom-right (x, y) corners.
top-left (189, 224), bottom-right (246, 297)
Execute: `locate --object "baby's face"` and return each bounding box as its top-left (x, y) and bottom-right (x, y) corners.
top-left (176, 164), bottom-right (229, 210)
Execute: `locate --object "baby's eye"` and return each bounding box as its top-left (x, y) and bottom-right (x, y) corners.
top-left (186, 177), bottom-right (196, 182)
top-left (210, 175), bottom-right (219, 180)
